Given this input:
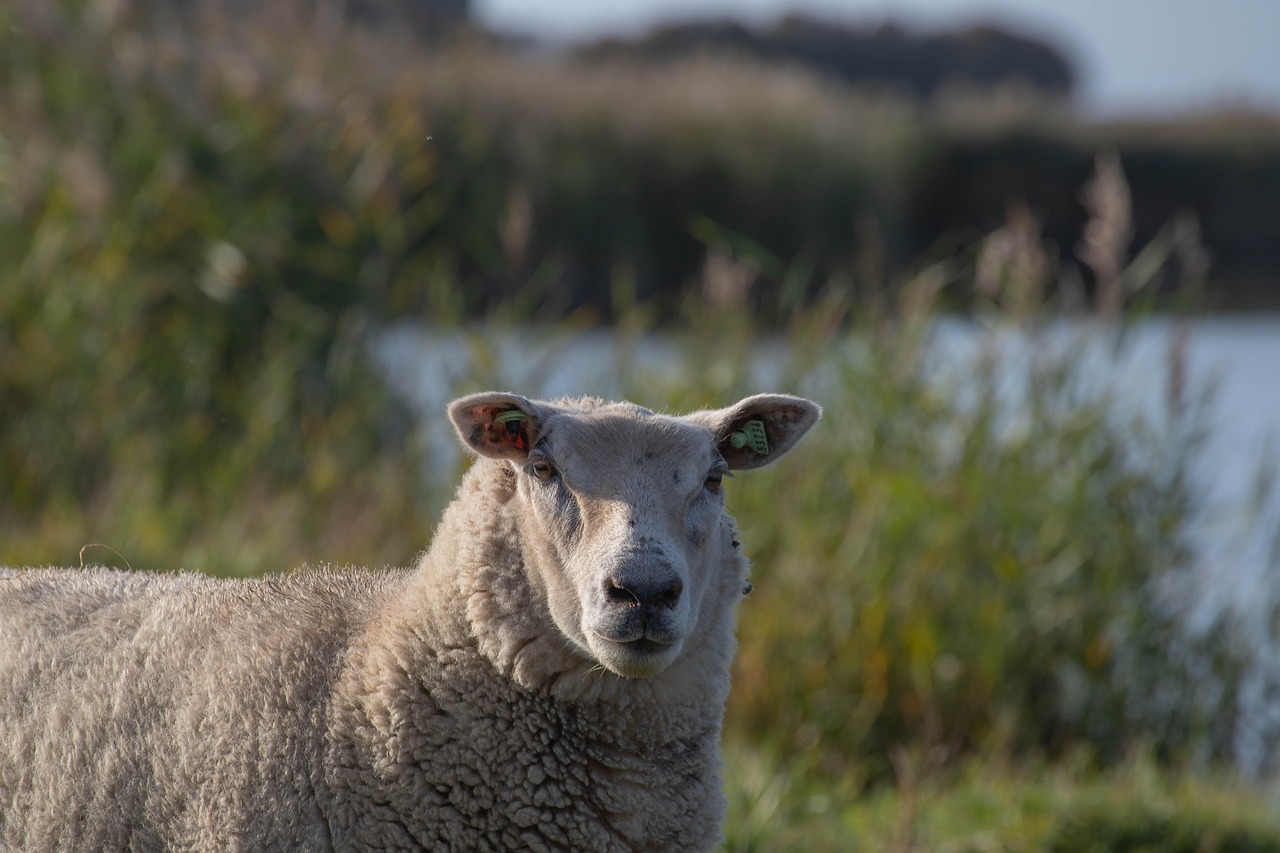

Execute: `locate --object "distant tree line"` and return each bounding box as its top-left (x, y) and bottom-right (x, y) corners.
top-left (147, 3), bottom-right (1076, 98)
top-left (144, 0), bottom-right (472, 41)
top-left (576, 16), bottom-right (1077, 101)
top-left (28, 1), bottom-right (1276, 313)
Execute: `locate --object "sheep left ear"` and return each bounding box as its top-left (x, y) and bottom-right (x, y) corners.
top-left (686, 394), bottom-right (822, 471)
top-left (448, 392), bottom-right (545, 460)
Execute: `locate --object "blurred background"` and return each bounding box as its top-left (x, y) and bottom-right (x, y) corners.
top-left (3, 0), bottom-right (1279, 848)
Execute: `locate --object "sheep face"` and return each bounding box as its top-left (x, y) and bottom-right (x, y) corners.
top-left (450, 393), bottom-right (821, 679)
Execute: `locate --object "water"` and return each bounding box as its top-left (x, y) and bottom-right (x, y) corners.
top-left (1167, 318), bottom-right (1280, 614)
top-left (932, 316), bottom-right (1280, 618)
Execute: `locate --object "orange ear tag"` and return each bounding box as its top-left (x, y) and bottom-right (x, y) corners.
top-left (494, 410), bottom-right (528, 451)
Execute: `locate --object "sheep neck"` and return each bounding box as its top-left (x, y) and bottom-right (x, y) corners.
top-left (330, 459), bottom-right (741, 849)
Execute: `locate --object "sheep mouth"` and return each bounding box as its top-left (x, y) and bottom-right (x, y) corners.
top-left (591, 629), bottom-right (680, 650)
top-left (592, 610), bottom-right (684, 646)
top-left (620, 637), bottom-right (671, 656)
top-left (589, 632), bottom-right (683, 677)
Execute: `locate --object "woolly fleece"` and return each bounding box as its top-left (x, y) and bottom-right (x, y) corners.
top-left (0, 392), bottom-right (820, 851)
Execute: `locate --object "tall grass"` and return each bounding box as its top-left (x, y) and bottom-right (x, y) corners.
top-left (650, 257), bottom-right (1240, 786)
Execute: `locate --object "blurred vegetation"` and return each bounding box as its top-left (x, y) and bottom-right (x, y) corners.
top-left (0, 0), bottom-right (454, 573)
top-left (578, 15), bottom-right (1077, 101)
top-left (636, 239), bottom-right (1247, 785)
top-left (723, 746), bottom-right (1280, 852)
top-left (2, 1), bottom-right (1278, 847)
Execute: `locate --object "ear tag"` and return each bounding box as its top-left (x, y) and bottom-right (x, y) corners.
top-left (729, 419), bottom-right (769, 455)
top-left (494, 410), bottom-right (526, 436)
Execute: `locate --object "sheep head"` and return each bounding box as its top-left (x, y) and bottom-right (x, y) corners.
top-left (449, 392), bottom-right (821, 679)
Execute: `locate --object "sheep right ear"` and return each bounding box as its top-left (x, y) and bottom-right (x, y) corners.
top-left (448, 392), bottom-right (545, 460)
top-left (686, 394), bottom-right (822, 471)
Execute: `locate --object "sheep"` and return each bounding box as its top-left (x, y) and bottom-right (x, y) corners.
top-left (0, 391), bottom-right (821, 852)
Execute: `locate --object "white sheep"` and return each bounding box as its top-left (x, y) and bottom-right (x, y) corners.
top-left (0, 391), bottom-right (820, 851)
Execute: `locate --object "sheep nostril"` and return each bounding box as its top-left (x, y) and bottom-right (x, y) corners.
top-left (656, 578), bottom-right (684, 610)
top-left (607, 578), bottom-right (640, 607)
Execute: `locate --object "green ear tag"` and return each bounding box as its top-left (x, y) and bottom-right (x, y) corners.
top-left (729, 419), bottom-right (769, 455)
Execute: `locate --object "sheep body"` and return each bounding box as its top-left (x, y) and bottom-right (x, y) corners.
top-left (1, 568), bottom-right (391, 850)
top-left (0, 392), bottom-right (819, 851)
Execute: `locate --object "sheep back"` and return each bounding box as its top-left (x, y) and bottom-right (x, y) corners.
top-left (0, 566), bottom-right (397, 851)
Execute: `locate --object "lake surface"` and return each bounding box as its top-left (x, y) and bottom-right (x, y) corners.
top-left (933, 316), bottom-right (1280, 618)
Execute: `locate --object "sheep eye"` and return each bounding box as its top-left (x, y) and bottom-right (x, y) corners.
top-left (704, 472), bottom-right (723, 493)
top-left (531, 460), bottom-right (556, 480)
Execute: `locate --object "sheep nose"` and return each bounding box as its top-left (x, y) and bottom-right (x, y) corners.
top-left (605, 575), bottom-right (683, 611)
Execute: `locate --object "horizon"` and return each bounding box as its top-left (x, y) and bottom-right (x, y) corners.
top-left (473, 0), bottom-right (1280, 118)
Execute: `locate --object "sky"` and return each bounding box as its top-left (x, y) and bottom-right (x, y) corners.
top-left (473, 0), bottom-right (1280, 117)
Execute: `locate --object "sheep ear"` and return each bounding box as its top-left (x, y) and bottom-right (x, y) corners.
top-left (449, 392), bottom-right (545, 460)
top-left (687, 394), bottom-right (822, 471)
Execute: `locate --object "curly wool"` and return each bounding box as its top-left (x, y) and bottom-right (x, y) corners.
top-left (0, 463), bottom-right (741, 852)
